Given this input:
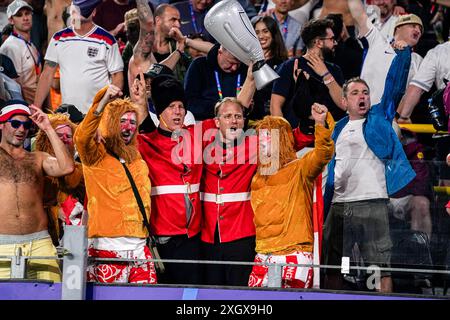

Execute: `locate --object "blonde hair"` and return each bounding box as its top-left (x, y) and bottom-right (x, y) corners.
top-left (214, 97), bottom-right (244, 117)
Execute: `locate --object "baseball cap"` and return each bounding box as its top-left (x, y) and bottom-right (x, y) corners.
top-left (143, 63), bottom-right (174, 79)
top-left (0, 100), bottom-right (31, 122)
top-left (7, 0), bottom-right (33, 19)
top-left (395, 14), bottom-right (423, 32)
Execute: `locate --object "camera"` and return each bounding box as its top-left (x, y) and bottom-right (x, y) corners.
top-left (428, 88), bottom-right (448, 132)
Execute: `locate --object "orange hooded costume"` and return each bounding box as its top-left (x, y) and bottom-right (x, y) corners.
top-left (251, 114), bottom-right (335, 255)
top-left (73, 87), bottom-right (151, 239)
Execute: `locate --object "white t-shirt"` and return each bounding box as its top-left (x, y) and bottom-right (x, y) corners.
top-left (410, 41), bottom-right (450, 92)
top-left (332, 119), bottom-right (388, 203)
top-left (360, 21), bottom-right (422, 105)
top-left (0, 34), bottom-right (40, 103)
top-left (374, 14), bottom-right (398, 43)
top-left (45, 25), bottom-right (124, 114)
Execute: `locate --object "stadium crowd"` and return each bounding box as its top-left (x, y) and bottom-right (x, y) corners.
top-left (0, 0), bottom-right (449, 295)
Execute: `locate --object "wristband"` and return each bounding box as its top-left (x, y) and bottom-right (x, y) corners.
top-left (320, 71), bottom-right (330, 78)
top-left (324, 76), bottom-right (335, 85)
top-left (176, 49), bottom-right (184, 56)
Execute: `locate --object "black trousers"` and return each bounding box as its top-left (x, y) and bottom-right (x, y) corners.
top-left (201, 227), bottom-right (256, 286)
top-left (156, 233), bottom-right (202, 285)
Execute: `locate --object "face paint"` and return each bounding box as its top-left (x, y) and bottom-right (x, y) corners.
top-left (259, 129), bottom-right (271, 157)
top-left (120, 112), bottom-right (137, 144)
top-left (55, 125), bottom-right (73, 146)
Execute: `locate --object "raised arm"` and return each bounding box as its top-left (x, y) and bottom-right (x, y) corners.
top-left (73, 86), bottom-right (121, 166)
top-left (348, 0), bottom-right (369, 37)
top-left (128, 0), bottom-right (156, 85)
top-left (237, 64), bottom-right (256, 109)
top-left (129, 70), bottom-right (149, 125)
top-left (134, 0), bottom-right (155, 63)
top-left (302, 103), bottom-right (335, 180)
top-left (30, 105), bottom-right (74, 177)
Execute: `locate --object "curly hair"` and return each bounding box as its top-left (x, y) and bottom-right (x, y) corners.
top-left (301, 18), bottom-right (334, 49)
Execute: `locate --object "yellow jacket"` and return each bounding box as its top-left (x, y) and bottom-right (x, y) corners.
top-left (251, 119), bottom-right (334, 255)
top-left (74, 88), bottom-right (151, 238)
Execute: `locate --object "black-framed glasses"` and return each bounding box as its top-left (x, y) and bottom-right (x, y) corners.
top-left (320, 36), bottom-right (337, 42)
top-left (7, 119), bottom-right (32, 130)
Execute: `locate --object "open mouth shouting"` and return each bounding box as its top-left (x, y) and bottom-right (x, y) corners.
top-left (172, 117), bottom-right (182, 126)
top-left (121, 130), bottom-right (134, 144)
top-left (357, 100), bottom-right (369, 114)
top-left (120, 111), bottom-right (137, 145)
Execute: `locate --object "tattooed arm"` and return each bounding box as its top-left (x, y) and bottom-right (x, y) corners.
top-left (34, 60), bottom-right (58, 110)
top-left (128, 0), bottom-right (156, 91)
top-left (134, 0), bottom-right (155, 61)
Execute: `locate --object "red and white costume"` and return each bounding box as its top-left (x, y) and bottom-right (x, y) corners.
top-left (201, 136), bottom-right (258, 243)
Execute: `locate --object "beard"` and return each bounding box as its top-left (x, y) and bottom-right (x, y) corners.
top-left (105, 133), bottom-right (139, 164)
top-left (321, 47), bottom-right (335, 62)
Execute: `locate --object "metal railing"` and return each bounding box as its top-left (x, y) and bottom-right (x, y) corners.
top-left (2, 224), bottom-right (450, 300)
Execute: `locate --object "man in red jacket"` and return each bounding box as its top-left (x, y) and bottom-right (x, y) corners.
top-left (200, 97), bottom-right (258, 286)
top-left (135, 69), bottom-right (258, 286)
top-left (137, 75), bottom-right (211, 285)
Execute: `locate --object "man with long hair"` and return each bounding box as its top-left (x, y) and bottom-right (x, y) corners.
top-left (249, 103), bottom-right (334, 288)
top-left (74, 85), bottom-right (157, 284)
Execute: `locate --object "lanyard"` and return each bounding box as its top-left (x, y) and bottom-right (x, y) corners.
top-left (11, 32), bottom-right (41, 75)
top-left (189, 1), bottom-right (203, 35)
top-left (273, 13), bottom-right (288, 40)
top-left (214, 71), bottom-right (241, 100)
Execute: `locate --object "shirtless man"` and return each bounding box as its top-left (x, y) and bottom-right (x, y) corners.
top-left (0, 100), bottom-right (74, 282)
top-left (44, 0), bottom-right (72, 45)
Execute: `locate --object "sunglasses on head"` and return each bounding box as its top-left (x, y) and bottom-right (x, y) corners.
top-left (7, 119), bottom-right (32, 130)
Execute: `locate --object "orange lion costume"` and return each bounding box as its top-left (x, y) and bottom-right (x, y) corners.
top-left (248, 114), bottom-right (334, 288)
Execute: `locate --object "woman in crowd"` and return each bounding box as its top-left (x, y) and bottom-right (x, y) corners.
top-left (248, 16), bottom-right (288, 122)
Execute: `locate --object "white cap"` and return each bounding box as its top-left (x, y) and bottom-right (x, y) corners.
top-left (7, 0), bottom-right (33, 19)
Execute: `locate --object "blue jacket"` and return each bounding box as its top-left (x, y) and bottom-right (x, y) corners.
top-left (323, 46), bottom-right (416, 215)
top-left (184, 44), bottom-right (248, 120)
